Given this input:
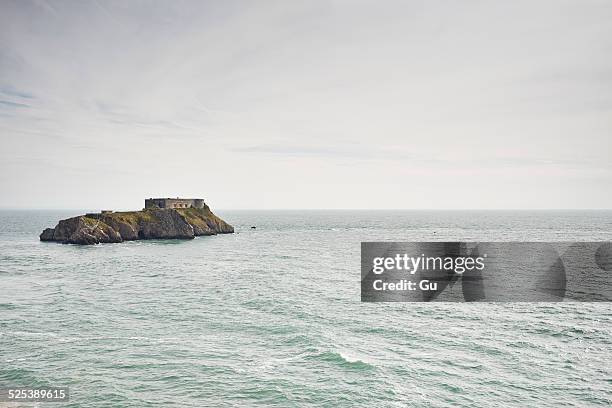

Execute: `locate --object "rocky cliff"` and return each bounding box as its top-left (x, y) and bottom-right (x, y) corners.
top-left (40, 205), bottom-right (233, 245)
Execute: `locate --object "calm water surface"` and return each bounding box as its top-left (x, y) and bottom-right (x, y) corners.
top-left (1, 210), bottom-right (611, 407)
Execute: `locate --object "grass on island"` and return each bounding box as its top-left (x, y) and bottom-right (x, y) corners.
top-left (83, 207), bottom-right (216, 231)
top-left (176, 207), bottom-right (217, 230)
top-left (104, 209), bottom-right (157, 225)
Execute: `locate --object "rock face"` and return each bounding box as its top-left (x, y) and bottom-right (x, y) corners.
top-left (40, 205), bottom-right (234, 245)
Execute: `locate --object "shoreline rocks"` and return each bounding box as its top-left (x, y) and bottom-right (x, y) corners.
top-left (40, 206), bottom-right (233, 245)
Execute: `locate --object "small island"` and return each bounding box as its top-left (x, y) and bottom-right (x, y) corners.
top-left (40, 197), bottom-right (234, 245)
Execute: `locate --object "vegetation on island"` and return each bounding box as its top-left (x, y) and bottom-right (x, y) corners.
top-left (40, 206), bottom-right (233, 245)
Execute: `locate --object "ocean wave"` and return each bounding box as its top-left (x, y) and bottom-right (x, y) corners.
top-left (306, 349), bottom-right (376, 370)
top-left (0, 303), bottom-right (19, 310)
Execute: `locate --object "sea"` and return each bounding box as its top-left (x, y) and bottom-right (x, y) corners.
top-left (0, 210), bottom-right (611, 407)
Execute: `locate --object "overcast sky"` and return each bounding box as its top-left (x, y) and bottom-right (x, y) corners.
top-left (0, 0), bottom-right (611, 210)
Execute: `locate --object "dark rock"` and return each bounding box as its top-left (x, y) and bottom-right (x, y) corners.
top-left (67, 229), bottom-right (100, 245)
top-left (52, 216), bottom-right (83, 242)
top-left (138, 209), bottom-right (194, 240)
top-left (40, 228), bottom-right (55, 241)
top-left (192, 223), bottom-right (214, 236)
top-left (40, 206), bottom-right (233, 245)
top-left (54, 216), bottom-right (123, 244)
top-left (101, 216), bottom-right (139, 240)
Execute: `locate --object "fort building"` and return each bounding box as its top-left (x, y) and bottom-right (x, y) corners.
top-left (145, 197), bottom-right (205, 209)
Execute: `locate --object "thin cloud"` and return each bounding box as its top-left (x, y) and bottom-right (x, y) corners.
top-left (0, 100), bottom-right (29, 108)
top-left (0, 86), bottom-right (34, 99)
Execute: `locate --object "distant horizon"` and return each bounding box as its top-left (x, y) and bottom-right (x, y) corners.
top-left (1, 207), bottom-right (611, 212)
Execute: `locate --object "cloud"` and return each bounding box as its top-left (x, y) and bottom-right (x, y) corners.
top-left (233, 143), bottom-right (612, 172)
top-left (0, 86), bottom-right (34, 99)
top-left (0, 100), bottom-right (29, 108)
top-left (0, 0), bottom-right (610, 209)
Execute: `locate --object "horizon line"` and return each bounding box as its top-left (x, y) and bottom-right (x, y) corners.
top-left (1, 207), bottom-right (611, 212)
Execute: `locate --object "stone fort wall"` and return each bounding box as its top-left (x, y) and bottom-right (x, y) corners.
top-left (145, 198), bottom-right (205, 209)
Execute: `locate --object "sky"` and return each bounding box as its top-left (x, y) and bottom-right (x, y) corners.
top-left (0, 0), bottom-right (611, 210)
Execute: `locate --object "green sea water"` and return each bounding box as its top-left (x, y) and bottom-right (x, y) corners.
top-left (1, 210), bottom-right (611, 407)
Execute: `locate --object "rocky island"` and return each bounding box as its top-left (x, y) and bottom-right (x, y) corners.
top-left (40, 197), bottom-right (234, 245)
